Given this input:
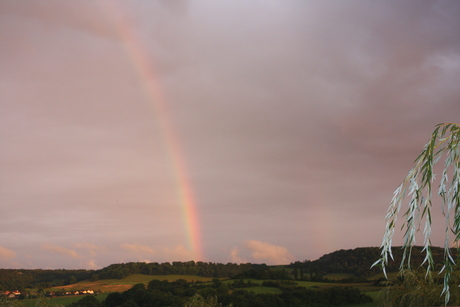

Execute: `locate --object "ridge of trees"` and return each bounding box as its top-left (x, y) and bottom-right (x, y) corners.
top-left (94, 261), bottom-right (265, 280)
top-left (289, 246), bottom-right (457, 281)
top-left (1, 246), bottom-right (455, 291)
top-left (0, 269), bottom-right (92, 292)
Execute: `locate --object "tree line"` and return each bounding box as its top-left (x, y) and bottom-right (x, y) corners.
top-left (0, 269), bottom-right (91, 292)
top-left (289, 246), bottom-right (458, 281)
top-left (95, 261), bottom-right (268, 280)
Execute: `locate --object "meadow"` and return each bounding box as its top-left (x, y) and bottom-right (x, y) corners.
top-left (21, 293), bottom-right (109, 307)
top-left (18, 273), bottom-right (383, 307)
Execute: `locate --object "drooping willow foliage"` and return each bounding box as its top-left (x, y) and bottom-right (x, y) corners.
top-left (373, 123), bottom-right (460, 304)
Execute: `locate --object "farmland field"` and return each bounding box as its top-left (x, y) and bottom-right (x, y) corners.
top-left (323, 273), bottom-right (355, 280)
top-left (21, 274), bottom-right (383, 307)
top-left (20, 293), bottom-right (109, 307)
top-left (243, 286), bottom-right (283, 294)
top-left (47, 274), bottom-right (217, 293)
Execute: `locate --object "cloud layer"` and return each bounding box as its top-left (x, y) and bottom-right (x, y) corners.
top-left (0, 245), bottom-right (16, 261)
top-left (1, 0), bottom-right (460, 269)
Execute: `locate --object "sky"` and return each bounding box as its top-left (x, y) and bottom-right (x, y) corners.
top-left (1, 0), bottom-right (460, 270)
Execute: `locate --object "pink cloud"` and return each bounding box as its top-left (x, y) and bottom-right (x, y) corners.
top-left (74, 243), bottom-right (105, 257)
top-left (120, 244), bottom-right (195, 262)
top-left (245, 240), bottom-right (295, 264)
top-left (80, 259), bottom-right (100, 270)
top-left (41, 244), bottom-right (79, 259)
top-left (229, 247), bottom-right (248, 264)
top-left (162, 246), bottom-right (194, 262)
top-left (0, 245), bottom-right (16, 260)
top-left (121, 243), bottom-right (156, 256)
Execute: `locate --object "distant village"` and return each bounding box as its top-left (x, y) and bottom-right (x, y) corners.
top-left (1, 289), bottom-right (98, 299)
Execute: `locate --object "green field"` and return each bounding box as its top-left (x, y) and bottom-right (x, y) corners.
top-left (20, 293), bottom-right (109, 307)
top-left (369, 271), bottom-right (399, 280)
top-left (244, 286), bottom-right (283, 294)
top-left (221, 278), bottom-right (260, 285)
top-left (24, 274), bottom-right (383, 307)
top-left (323, 273), bottom-right (355, 280)
top-left (137, 274), bottom-right (217, 283)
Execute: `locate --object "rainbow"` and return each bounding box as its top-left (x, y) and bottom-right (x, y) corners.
top-left (99, 1), bottom-right (204, 261)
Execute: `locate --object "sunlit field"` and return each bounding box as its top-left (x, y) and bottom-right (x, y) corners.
top-left (45, 274), bottom-right (217, 293)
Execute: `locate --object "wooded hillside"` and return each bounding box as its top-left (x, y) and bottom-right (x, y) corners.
top-left (289, 246), bottom-right (457, 279)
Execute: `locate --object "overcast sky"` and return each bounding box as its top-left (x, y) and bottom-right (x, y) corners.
top-left (1, 0), bottom-right (460, 269)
